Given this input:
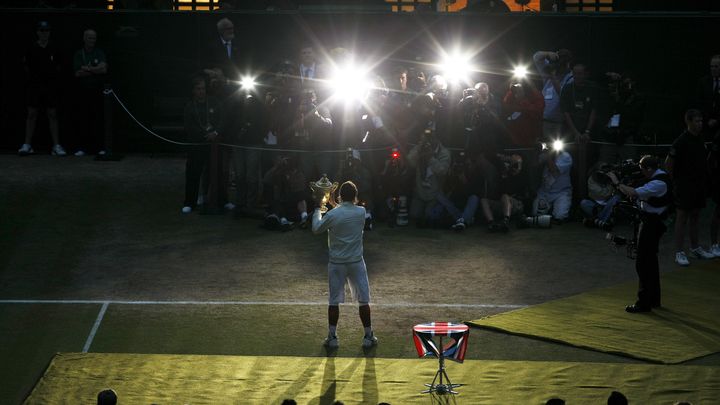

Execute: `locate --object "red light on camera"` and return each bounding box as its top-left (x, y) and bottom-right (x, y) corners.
top-left (391, 150), bottom-right (400, 159)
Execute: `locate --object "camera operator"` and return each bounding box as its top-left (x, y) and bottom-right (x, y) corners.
top-left (479, 153), bottom-right (531, 232)
top-left (289, 89), bottom-right (334, 181)
top-left (407, 129), bottom-right (451, 227)
top-left (599, 71), bottom-right (645, 164)
top-left (606, 155), bottom-right (670, 313)
top-left (434, 151), bottom-right (483, 231)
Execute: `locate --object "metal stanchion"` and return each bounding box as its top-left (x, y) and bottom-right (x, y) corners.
top-left (96, 84), bottom-right (123, 161)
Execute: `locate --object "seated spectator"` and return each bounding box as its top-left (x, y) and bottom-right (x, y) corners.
top-left (406, 130), bottom-right (450, 227)
top-left (262, 155), bottom-right (308, 231)
top-left (580, 162), bottom-right (622, 230)
top-left (97, 389), bottom-right (117, 405)
top-left (480, 153), bottom-right (531, 232)
top-left (434, 151), bottom-right (483, 231)
top-left (533, 144), bottom-right (573, 222)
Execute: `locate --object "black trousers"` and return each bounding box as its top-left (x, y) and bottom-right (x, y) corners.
top-left (184, 146), bottom-right (210, 207)
top-left (635, 214), bottom-right (667, 307)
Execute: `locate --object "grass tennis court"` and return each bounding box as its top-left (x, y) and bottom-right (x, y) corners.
top-left (2, 154), bottom-right (719, 404)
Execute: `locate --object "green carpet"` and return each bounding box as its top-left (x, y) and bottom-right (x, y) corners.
top-left (24, 353), bottom-right (720, 404)
top-left (469, 261), bottom-right (720, 364)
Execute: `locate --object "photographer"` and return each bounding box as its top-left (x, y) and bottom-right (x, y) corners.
top-left (599, 71), bottom-right (645, 164)
top-left (580, 162), bottom-right (622, 231)
top-left (607, 155), bottom-right (670, 313)
top-left (377, 148), bottom-right (412, 227)
top-left (335, 149), bottom-right (374, 230)
top-left (289, 89), bottom-right (334, 181)
top-left (182, 77), bottom-right (224, 214)
top-left (435, 151), bottom-right (483, 231)
top-left (407, 129), bottom-right (451, 226)
top-left (533, 143), bottom-right (573, 223)
top-left (261, 155), bottom-right (308, 231)
top-left (533, 49), bottom-right (574, 140)
top-left (480, 153), bottom-right (531, 232)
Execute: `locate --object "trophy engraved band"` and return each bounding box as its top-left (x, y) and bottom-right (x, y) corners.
top-left (309, 174), bottom-right (338, 213)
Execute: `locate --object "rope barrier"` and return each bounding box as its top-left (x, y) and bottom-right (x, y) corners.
top-left (106, 89), bottom-right (392, 154)
top-left (107, 88), bottom-right (696, 155)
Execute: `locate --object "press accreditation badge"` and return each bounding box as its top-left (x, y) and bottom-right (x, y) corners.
top-left (608, 114), bottom-right (620, 128)
top-left (543, 87), bottom-right (553, 100)
top-left (574, 101), bottom-right (584, 109)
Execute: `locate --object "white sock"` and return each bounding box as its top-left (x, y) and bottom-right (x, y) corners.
top-left (364, 326), bottom-right (373, 337)
top-left (329, 325), bottom-right (337, 337)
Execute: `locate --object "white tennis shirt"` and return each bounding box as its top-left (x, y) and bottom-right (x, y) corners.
top-left (312, 202), bottom-right (366, 264)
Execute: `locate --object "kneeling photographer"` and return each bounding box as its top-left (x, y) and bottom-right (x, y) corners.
top-left (607, 155), bottom-right (670, 313)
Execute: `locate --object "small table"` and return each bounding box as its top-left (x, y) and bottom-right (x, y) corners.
top-left (413, 322), bottom-right (470, 395)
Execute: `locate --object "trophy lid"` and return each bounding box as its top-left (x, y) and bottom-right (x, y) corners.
top-left (313, 174), bottom-right (333, 188)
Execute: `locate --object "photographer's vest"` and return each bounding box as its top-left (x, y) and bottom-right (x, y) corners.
top-left (643, 173), bottom-right (672, 209)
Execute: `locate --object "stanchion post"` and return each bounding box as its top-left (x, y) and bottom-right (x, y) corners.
top-left (97, 84), bottom-right (122, 161)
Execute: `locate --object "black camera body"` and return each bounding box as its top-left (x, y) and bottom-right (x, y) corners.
top-left (594, 160), bottom-right (643, 187)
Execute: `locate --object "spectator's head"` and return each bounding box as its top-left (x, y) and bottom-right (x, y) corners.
top-left (710, 55), bottom-right (720, 78)
top-left (391, 66), bottom-right (408, 92)
top-left (639, 155), bottom-right (659, 178)
top-left (36, 21), bottom-right (51, 41)
top-left (339, 181), bottom-right (358, 204)
top-left (545, 399), bottom-right (565, 405)
top-left (97, 389), bottom-right (117, 405)
top-left (191, 77), bottom-right (207, 101)
top-left (572, 63), bottom-right (588, 85)
top-left (300, 46), bottom-right (316, 66)
top-left (608, 390), bottom-right (628, 405)
top-left (473, 82), bottom-right (490, 106)
top-left (281, 400), bottom-right (297, 405)
top-left (684, 108), bottom-right (703, 134)
top-left (83, 29), bottom-right (97, 50)
top-left (216, 18), bottom-right (234, 41)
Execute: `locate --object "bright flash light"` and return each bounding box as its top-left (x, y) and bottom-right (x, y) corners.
top-left (552, 139), bottom-right (564, 152)
top-left (513, 65), bottom-right (528, 79)
top-left (330, 64), bottom-right (372, 103)
top-left (240, 76), bottom-right (256, 90)
top-left (439, 51), bottom-right (473, 85)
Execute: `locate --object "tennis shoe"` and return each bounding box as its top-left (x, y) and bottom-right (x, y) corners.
top-left (362, 333), bottom-right (378, 348)
top-left (324, 335), bottom-right (339, 348)
top-left (51, 144), bottom-right (67, 156)
top-left (690, 246), bottom-right (714, 260)
top-left (675, 251), bottom-right (689, 266)
top-left (711, 244), bottom-right (720, 258)
top-left (18, 144), bottom-right (34, 156)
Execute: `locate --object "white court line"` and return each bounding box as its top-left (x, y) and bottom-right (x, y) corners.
top-left (0, 299), bottom-right (527, 309)
top-left (82, 302), bottom-right (109, 353)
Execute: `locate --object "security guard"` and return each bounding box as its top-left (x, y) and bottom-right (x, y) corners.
top-left (609, 155), bottom-right (671, 313)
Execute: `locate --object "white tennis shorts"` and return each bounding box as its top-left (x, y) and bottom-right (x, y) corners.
top-left (328, 258), bottom-right (370, 306)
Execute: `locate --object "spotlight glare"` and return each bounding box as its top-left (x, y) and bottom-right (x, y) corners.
top-left (439, 51), bottom-right (473, 85)
top-left (513, 65), bottom-right (528, 79)
top-left (240, 76), bottom-right (256, 90)
top-left (330, 64), bottom-right (372, 103)
top-left (552, 139), bottom-right (564, 152)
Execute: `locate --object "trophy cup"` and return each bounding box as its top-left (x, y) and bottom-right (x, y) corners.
top-left (309, 174), bottom-right (338, 213)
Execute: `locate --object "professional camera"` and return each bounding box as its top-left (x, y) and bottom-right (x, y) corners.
top-left (593, 159), bottom-right (643, 187)
top-left (606, 200), bottom-right (642, 259)
top-left (499, 153), bottom-right (523, 177)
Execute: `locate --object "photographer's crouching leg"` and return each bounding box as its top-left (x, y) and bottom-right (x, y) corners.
top-left (551, 191), bottom-right (573, 224)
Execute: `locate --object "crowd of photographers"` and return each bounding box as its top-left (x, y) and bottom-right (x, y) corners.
top-left (172, 19), bottom-right (720, 262)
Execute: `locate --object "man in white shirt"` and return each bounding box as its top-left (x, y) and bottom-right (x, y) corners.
top-left (312, 181), bottom-right (377, 349)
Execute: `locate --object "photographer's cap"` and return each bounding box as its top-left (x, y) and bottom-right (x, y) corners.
top-left (37, 21), bottom-right (51, 30)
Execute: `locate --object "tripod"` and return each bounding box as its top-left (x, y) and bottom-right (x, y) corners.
top-left (421, 335), bottom-right (464, 395)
